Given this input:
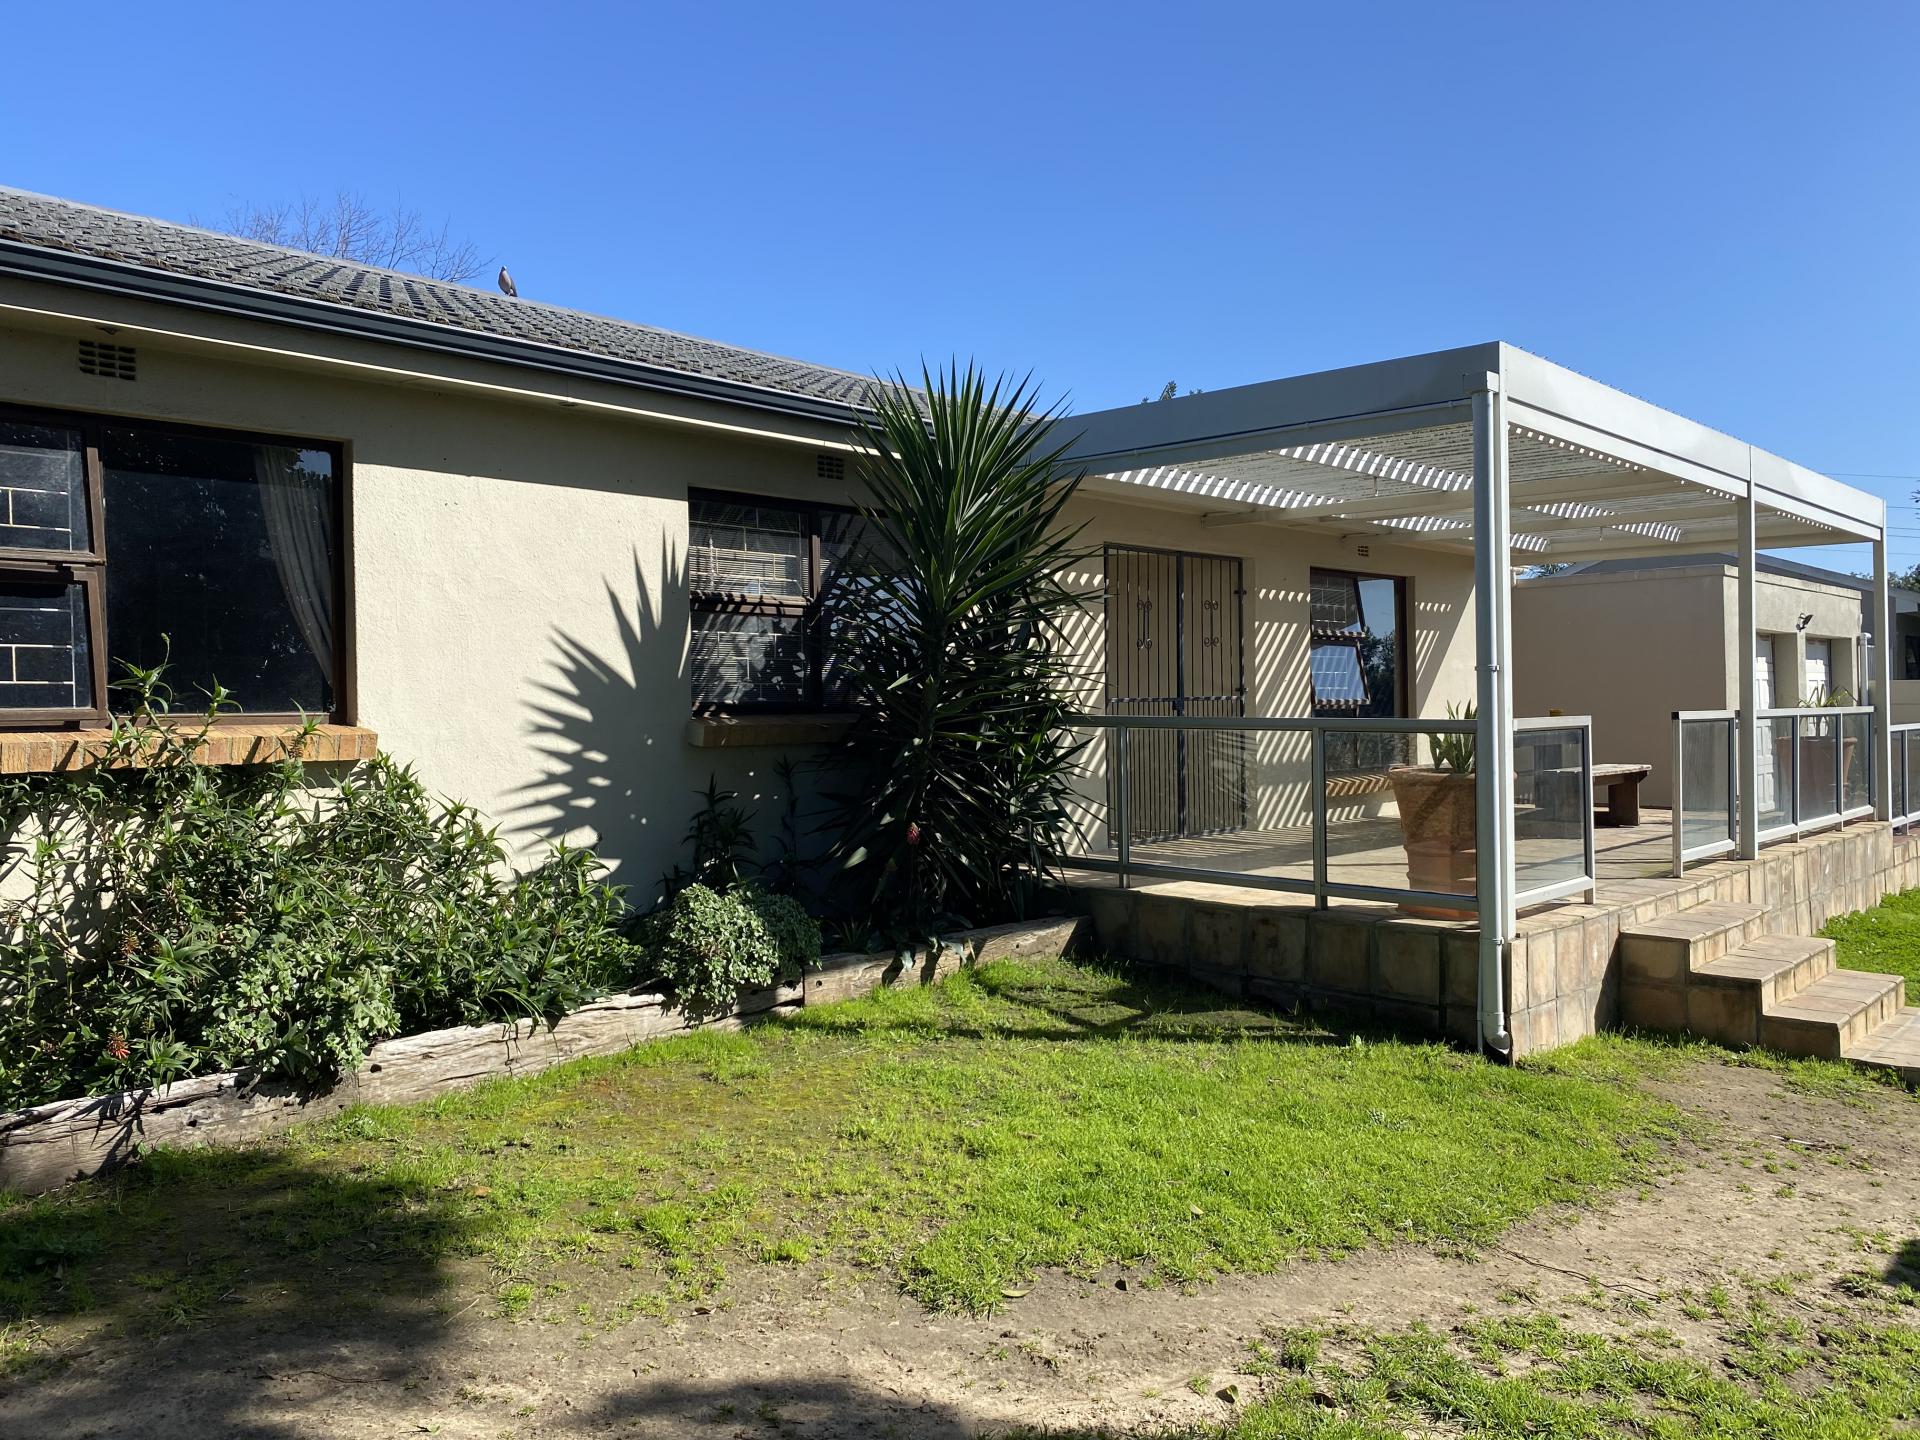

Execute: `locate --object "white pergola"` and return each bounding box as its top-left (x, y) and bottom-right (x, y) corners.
top-left (1055, 342), bottom-right (1890, 1056)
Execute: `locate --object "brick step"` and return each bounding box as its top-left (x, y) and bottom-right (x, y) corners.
top-left (1684, 934), bottom-right (1836, 1047)
top-left (1620, 903), bottom-right (1767, 989)
top-left (1692, 933), bottom-right (1835, 1003)
top-left (1848, 1005), bottom-right (1920, 1084)
top-left (1759, 969), bottom-right (1907, 1059)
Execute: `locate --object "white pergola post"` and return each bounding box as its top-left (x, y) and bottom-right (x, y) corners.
top-left (1873, 535), bottom-right (1893, 821)
top-left (1737, 488), bottom-right (1760, 858)
top-left (1471, 373), bottom-right (1514, 1058)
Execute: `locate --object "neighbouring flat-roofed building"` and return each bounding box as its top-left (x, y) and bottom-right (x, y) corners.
top-left (1514, 554), bottom-right (1920, 810)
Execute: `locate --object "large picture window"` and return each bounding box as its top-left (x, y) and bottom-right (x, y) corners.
top-left (0, 405), bottom-right (341, 725)
top-left (1308, 567), bottom-right (1407, 772)
top-left (688, 492), bottom-right (861, 711)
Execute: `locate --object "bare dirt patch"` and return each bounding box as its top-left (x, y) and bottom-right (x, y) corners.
top-left (5, 1058), bottom-right (1917, 1439)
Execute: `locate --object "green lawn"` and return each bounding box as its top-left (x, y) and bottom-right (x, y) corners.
top-left (1, 956), bottom-right (1692, 1334)
top-left (1824, 888), bottom-right (1920, 1003)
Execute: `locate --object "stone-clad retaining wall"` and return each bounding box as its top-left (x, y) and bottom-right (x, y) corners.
top-left (1072, 881), bottom-right (1484, 1045)
top-left (1506, 824), bottom-right (1920, 1057)
top-left (0, 916), bottom-right (1085, 1196)
top-left (1068, 824), bottom-right (1919, 1060)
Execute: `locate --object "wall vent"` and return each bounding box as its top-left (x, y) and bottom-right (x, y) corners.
top-left (77, 340), bottom-right (137, 380)
top-left (1355, 543), bottom-right (1371, 558)
top-left (816, 453), bottom-right (846, 482)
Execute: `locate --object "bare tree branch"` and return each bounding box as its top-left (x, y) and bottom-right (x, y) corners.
top-left (199, 191), bottom-right (487, 284)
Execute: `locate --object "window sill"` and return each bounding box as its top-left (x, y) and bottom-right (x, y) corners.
top-left (0, 723), bottom-right (378, 775)
top-left (685, 714), bottom-right (854, 749)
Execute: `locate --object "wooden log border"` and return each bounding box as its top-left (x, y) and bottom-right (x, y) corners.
top-left (0, 916), bottom-right (1087, 1197)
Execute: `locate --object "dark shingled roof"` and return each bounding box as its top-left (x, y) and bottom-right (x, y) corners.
top-left (0, 187), bottom-right (880, 415)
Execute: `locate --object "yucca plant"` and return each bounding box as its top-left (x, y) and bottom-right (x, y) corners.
top-left (816, 363), bottom-right (1092, 944)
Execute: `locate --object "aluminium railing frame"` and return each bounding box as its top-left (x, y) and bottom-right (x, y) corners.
top-left (1755, 705), bottom-right (1876, 846)
top-left (1514, 714), bottom-right (1600, 908)
top-left (1067, 712), bottom-right (1597, 915)
top-left (1889, 721), bottom-right (1920, 832)
top-left (1671, 710), bottom-right (1739, 876)
top-left (1671, 705), bottom-right (1879, 876)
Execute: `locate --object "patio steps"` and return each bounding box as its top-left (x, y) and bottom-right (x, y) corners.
top-left (1619, 901), bottom-right (1920, 1083)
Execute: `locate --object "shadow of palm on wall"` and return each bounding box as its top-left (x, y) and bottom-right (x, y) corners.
top-left (508, 543), bottom-right (824, 904)
top-left (506, 544), bottom-right (690, 901)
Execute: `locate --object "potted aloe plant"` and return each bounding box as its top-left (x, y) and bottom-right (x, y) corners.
top-left (1387, 702), bottom-right (1477, 918)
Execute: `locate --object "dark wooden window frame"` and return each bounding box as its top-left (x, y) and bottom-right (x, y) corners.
top-left (688, 488), bottom-right (857, 715)
top-left (0, 400), bottom-right (348, 729)
top-left (1306, 565), bottom-right (1410, 719)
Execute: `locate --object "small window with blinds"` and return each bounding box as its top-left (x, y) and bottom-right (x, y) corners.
top-left (688, 492), bottom-right (862, 711)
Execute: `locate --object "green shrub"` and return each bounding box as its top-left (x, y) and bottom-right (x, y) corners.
top-left (297, 762), bottom-right (637, 1033)
top-left (0, 666), bottom-right (648, 1108)
top-left (646, 884), bottom-right (821, 1020)
top-left (198, 943), bottom-right (402, 1086)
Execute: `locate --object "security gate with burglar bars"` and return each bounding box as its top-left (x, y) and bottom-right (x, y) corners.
top-left (1104, 545), bottom-right (1247, 841)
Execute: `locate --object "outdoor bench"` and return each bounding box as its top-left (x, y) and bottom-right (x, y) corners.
top-left (1591, 762), bottom-right (1652, 827)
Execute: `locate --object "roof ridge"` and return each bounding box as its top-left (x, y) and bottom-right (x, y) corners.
top-left (0, 186), bottom-right (888, 412)
top-left (0, 185), bottom-right (504, 291)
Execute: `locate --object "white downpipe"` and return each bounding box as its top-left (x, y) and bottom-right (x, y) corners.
top-left (1471, 376), bottom-right (1514, 1060)
top-left (1873, 536), bottom-right (1893, 822)
top-left (1737, 490), bottom-right (1760, 858)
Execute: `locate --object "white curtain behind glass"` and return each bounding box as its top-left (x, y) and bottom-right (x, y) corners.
top-left (253, 446), bottom-right (334, 689)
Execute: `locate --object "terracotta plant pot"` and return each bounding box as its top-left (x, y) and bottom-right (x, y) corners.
top-left (1387, 765), bottom-right (1476, 919)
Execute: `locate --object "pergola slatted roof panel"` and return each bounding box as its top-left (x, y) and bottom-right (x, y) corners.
top-left (1061, 344), bottom-right (1880, 562)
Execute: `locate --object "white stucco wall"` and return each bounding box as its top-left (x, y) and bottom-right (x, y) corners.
top-left (1754, 572), bottom-right (1864, 705)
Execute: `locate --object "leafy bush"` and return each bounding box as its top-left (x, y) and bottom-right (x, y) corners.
top-left (662, 776), bottom-right (757, 897)
top-left (645, 884), bottom-right (821, 1020)
top-left (301, 762), bottom-right (637, 1032)
top-left (0, 667), bottom-right (646, 1108)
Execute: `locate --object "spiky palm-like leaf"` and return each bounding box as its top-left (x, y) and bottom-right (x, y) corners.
top-left (817, 363), bottom-right (1091, 942)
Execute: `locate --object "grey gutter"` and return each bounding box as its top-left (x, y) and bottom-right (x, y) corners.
top-left (0, 239), bottom-right (879, 430)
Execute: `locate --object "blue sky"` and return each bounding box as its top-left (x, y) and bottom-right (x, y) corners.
top-left (6, 2), bottom-right (1917, 572)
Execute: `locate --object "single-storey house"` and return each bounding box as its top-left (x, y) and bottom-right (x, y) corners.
top-left (1515, 554), bottom-right (1920, 810)
top-left (2, 186), bottom-right (1914, 1065)
top-left (0, 189), bottom-right (1484, 889)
